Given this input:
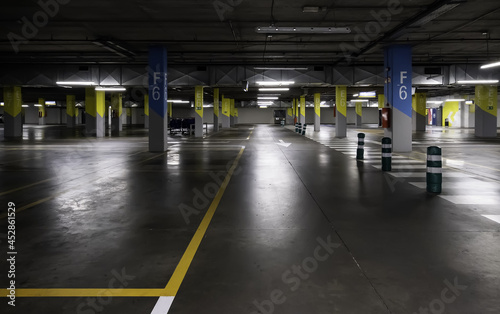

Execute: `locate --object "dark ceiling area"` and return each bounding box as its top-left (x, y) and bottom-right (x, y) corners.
top-left (1, 0), bottom-right (500, 104)
top-left (2, 0), bottom-right (500, 65)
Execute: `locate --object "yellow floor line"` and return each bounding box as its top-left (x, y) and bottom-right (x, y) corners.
top-left (163, 146), bottom-right (245, 296)
top-left (15, 289), bottom-right (171, 297)
top-left (3, 146), bottom-right (247, 298)
top-left (0, 178), bottom-right (54, 196)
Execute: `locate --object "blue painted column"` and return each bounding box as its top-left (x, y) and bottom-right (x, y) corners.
top-left (384, 45), bottom-right (413, 152)
top-left (148, 46), bottom-right (169, 152)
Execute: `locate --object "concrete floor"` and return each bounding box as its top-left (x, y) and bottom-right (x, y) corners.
top-left (0, 124), bottom-right (499, 314)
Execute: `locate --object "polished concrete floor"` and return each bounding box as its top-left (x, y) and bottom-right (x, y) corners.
top-left (0, 123), bottom-right (499, 314)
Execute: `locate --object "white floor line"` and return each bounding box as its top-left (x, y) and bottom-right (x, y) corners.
top-left (372, 165), bottom-right (426, 170)
top-left (439, 195), bottom-right (500, 205)
top-left (388, 172), bottom-right (472, 178)
top-left (482, 215), bottom-right (500, 224)
top-left (151, 296), bottom-right (175, 314)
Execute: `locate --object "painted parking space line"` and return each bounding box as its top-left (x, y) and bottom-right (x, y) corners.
top-left (482, 215), bottom-right (500, 224)
top-left (0, 178), bottom-right (54, 196)
top-left (438, 195), bottom-right (500, 205)
top-left (151, 297), bottom-right (175, 314)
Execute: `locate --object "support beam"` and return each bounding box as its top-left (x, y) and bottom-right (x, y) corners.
top-left (195, 85), bottom-right (204, 137)
top-left (314, 93), bottom-right (320, 132)
top-left (148, 46), bottom-right (169, 152)
top-left (335, 86), bottom-right (347, 138)
top-left (384, 45), bottom-right (412, 152)
top-left (221, 96), bottom-right (230, 128)
top-left (213, 88), bottom-right (219, 132)
top-left (3, 86), bottom-right (23, 139)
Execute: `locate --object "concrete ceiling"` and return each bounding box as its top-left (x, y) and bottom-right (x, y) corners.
top-left (1, 0), bottom-right (500, 104)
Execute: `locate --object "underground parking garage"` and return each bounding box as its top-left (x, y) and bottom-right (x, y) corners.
top-left (1, 0), bottom-right (500, 313)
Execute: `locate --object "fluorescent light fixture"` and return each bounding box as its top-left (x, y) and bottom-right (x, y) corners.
top-left (466, 101), bottom-right (474, 105)
top-left (56, 81), bottom-right (96, 86)
top-left (34, 104), bottom-right (42, 107)
top-left (445, 99), bottom-right (466, 102)
top-left (256, 26), bottom-right (351, 34)
top-left (168, 100), bottom-right (190, 103)
top-left (351, 99), bottom-right (369, 102)
top-left (259, 88), bottom-right (289, 91)
top-left (256, 81), bottom-right (294, 86)
top-left (22, 105), bottom-right (29, 107)
top-left (320, 101), bottom-right (326, 105)
top-left (258, 97), bottom-right (279, 100)
top-left (353, 94), bottom-right (359, 97)
top-left (359, 91), bottom-right (376, 98)
top-left (257, 101), bottom-right (273, 105)
top-left (457, 80), bottom-right (499, 84)
top-left (0, 102), bottom-right (4, 106)
top-left (131, 104), bottom-right (138, 107)
top-left (203, 105), bottom-right (213, 108)
top-left (481, 61), bottom-right (500, 69)
top-left (302, 6), bottom-right (320, 13)
top-left (427, 101), bottom-right (443, 104)
top-left (259, 106), bottom-right (269, 108)
top-left (45, 101), bottom-right (56, 105)
top-left (254, 67), bottom-right (308, 71)
top-left (95, 86), bottom-right (127, 91)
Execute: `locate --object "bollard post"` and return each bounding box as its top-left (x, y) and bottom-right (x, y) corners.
top-left (295, 123), bottom-right (298, 133)
top-left (297, 123), bottom-right (302, 134)
top-left (426, 146), bottom-right (442, 193)
top-left (356, 133), bottom-right (365, 160)
top-left (302, 124), bottom-right (307, 135)
top-left (381, 137), bottom-right (392, 171)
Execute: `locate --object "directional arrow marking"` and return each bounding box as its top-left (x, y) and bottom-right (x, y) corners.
top-left (276, 140), bottom-right (292, 148)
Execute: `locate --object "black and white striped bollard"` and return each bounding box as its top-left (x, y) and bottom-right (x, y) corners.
top-left (356, 133), bottom-right (365, 160)
top-left (426, 146), bottom-right (442, 193)
top-left (381, 137), bottom-right (392, 171)
top-left (302, 124), bottom-right (307, 135)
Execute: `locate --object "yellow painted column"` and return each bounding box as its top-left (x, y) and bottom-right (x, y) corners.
top-left (95, 90), bottom-right (105, 138)
top-left (221, 95), bottom-right (230, 128)
top-left (3, 86), bottom-right (23, 138)
top-left (111, 93), bottom-right (123, 134)
top-left (355, 102), bottom-right (362, 127)
top-left (443, 100), bottom-right (459, 127)
top-left (38, 98), bottom-right (46, 125)
top-left (335, 86), bottom-right (347, 138)
top-left (378, 94), bottom-right (385, 109)
top-left (314, 93), bottom-right (321, 131)
top-left (194, 85), bottom-right (204, 137)
top-left (300, 96), bottom-right (306, 125)
top-left (414, 93), bottom-right (427, 131)
top-left (213, 88), bottom-right (220, 132)
top-left (144, 94), bottom-right (150, 129)
top-left (475, 85), bottom-right (498, 137)
top-left (66, 95), bottom-right (76, 128)
top-left (230, 98), bottom-right (236, 127)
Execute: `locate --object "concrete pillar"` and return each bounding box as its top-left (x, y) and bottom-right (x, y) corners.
top-left (234, 107), bottom-right (238, 125)
top-left (475, 85), bottom-right (498, 137)
top-left (194, 85), bottom-right (204, 137)
top-left (213, 88), bottom-right (220, 132)
top-left (468, 102), bottom-right (475, 128)
top-left (148, 46), bottom-right (169, 152)
top-left (384, 45), bottom-right (412, 152)
top-left (230, 98), bottom-right (235, 127)
top-left (144, 94), bottom-right (149, 129)
top-left (443, 100), bottom-right (460, 127)
top-left (300, 96), bottom-right (306, 125)
top-left (126, 108), bottom-right (132, 126)
top-left (85, 88), bottom-right (97, 135)
top-left (293, 98), bottom-right (298, 124)
top-left (335, 86), bottom-right (347, 138)
top-left (412, 93), bottom-right (426, 131)
top-left (111, 93), bottom-right (123, 135)
top-left (355, 103), bottom-right (362, 127)
top-left (221, 96), bottom-right (230, 128)
top-left (378, 94), bottom-right (385, 127)
top-left (286, 107), bottom-right (294, 125)
top-left (38, 98), bottom-right (46, 125)
top-left (95, 91), bottom-right (105, 138)
top-left (66, 95), bottom-right (76, 128)
top-left (314, 93), bottom-right (321, 132)
top-left (3, 86), bottom-right (23, 139)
